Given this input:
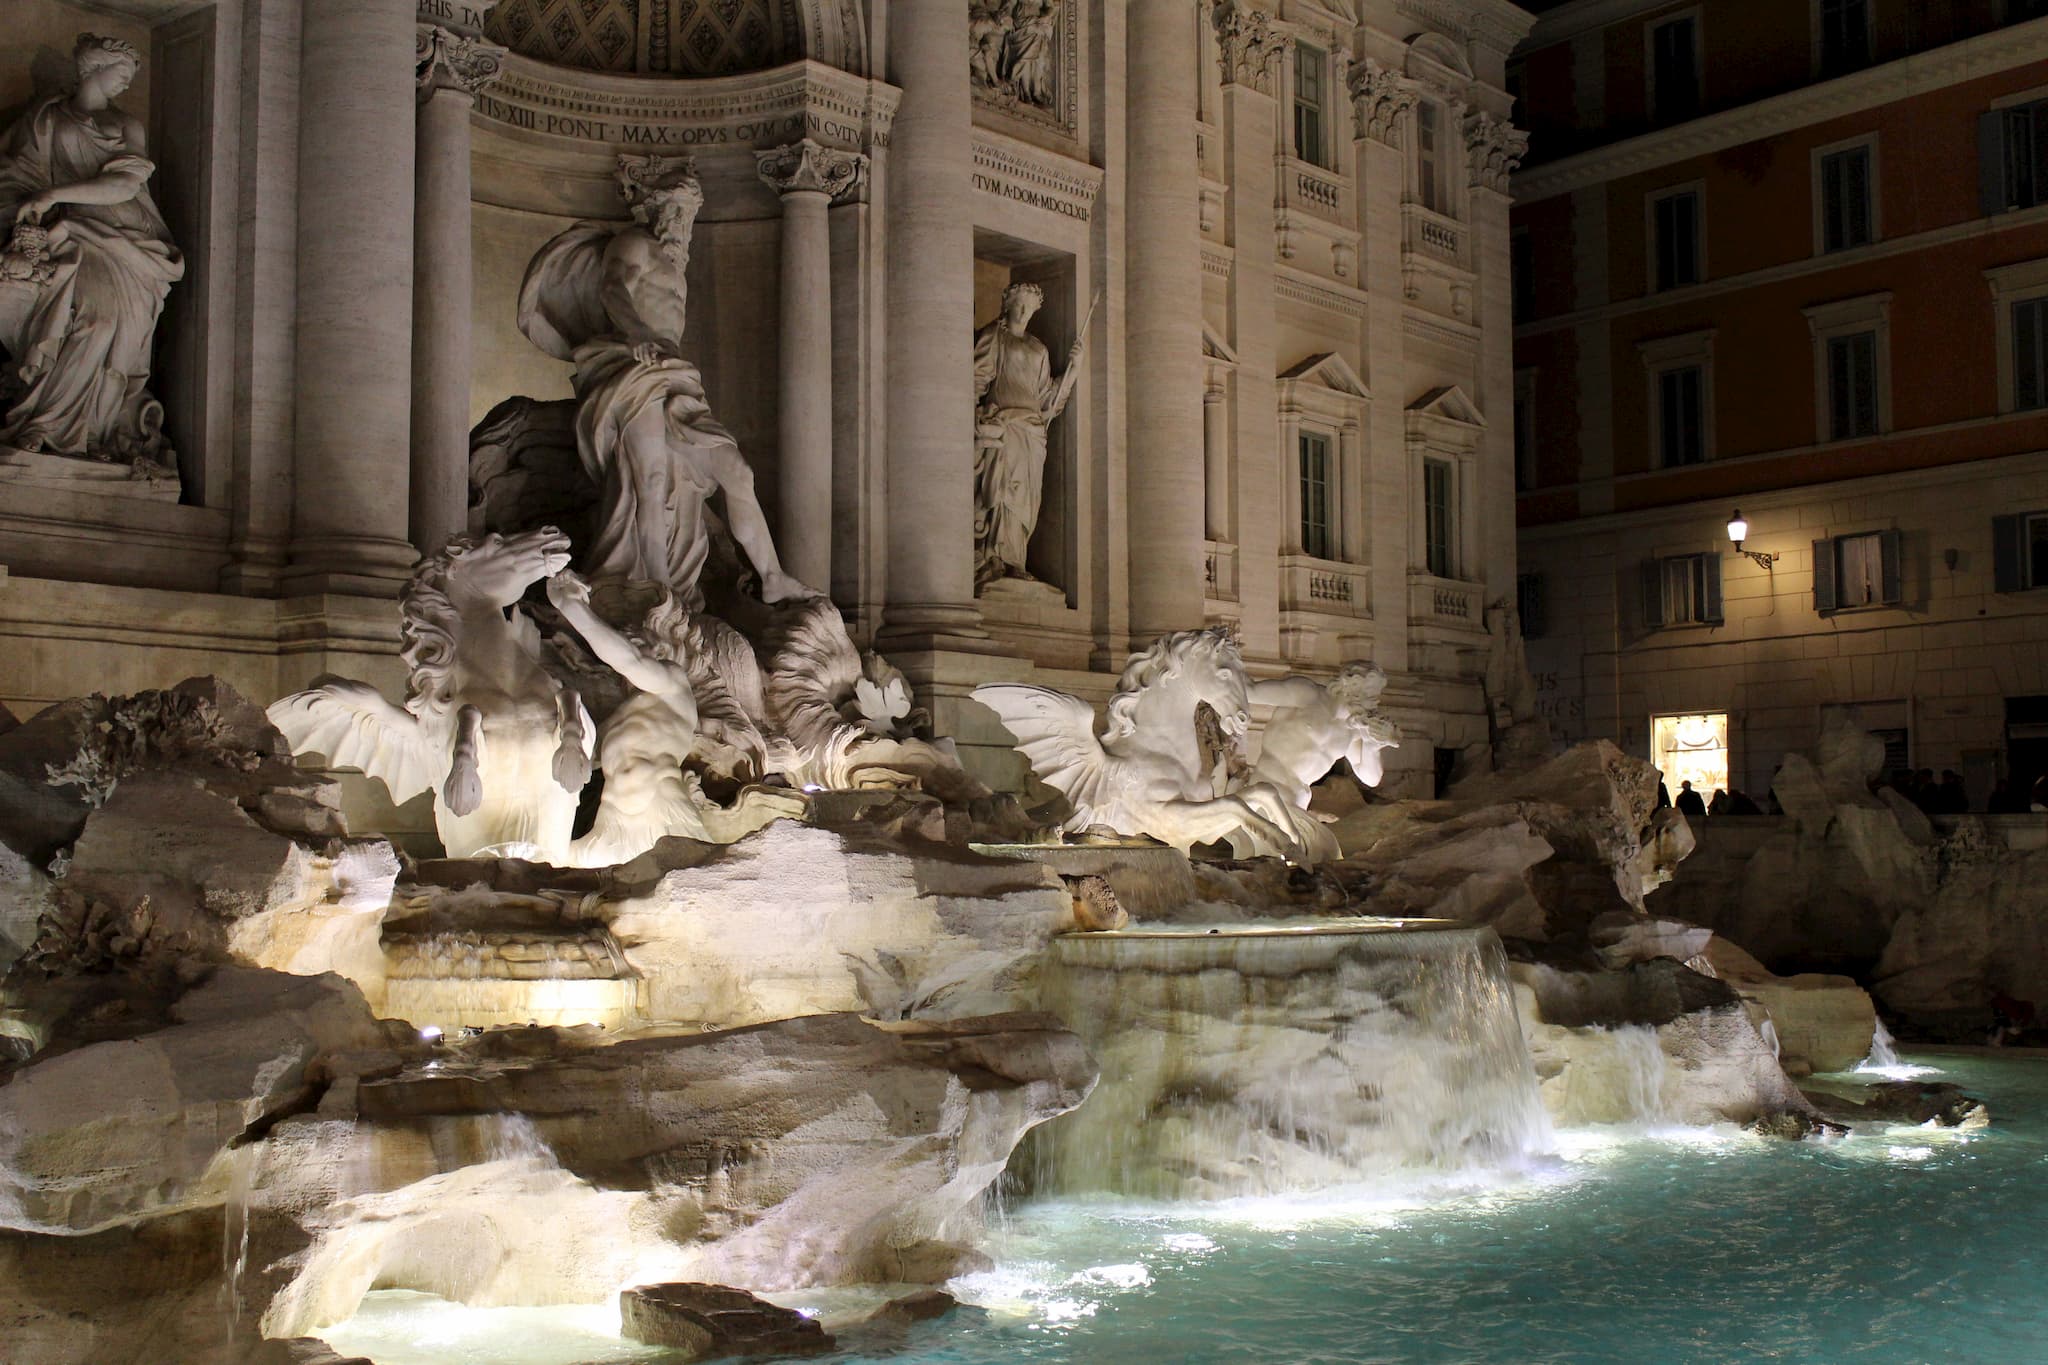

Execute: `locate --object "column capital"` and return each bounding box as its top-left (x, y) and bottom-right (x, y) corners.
top-left (416, 24), bottom-right (506, 98)
top-left (755, 138), bottom-right (867, 202)
top-left (1347, 57), bottom-right (1418, 146)
top-left (1462, 110), bottom-right (1529, 194)
top-left (1210, 1), bottom-right (1284, 95)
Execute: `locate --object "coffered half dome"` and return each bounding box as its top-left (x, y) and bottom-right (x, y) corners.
top-left (485, 0), bottom-right (865, 78)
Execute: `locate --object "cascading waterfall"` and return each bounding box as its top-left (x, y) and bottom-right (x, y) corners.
top-left (1605, 1024), bottom-right (1670, 1125)
top-left (1021, 923), bottom-right (1553, 1199)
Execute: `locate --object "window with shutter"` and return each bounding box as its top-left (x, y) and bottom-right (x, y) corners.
top-left (1423, 457), bottom-right (1455, 577)
top-left (1879, 528), bottom-right (1903, 605)
top-left (1985, 100), bottom-right (2048, 213)
top-left (1992, 511), bottom-right (2048, 592)
top-left (1298, 431), bottom-right (1333, 559)
top-left (1642, 553), bottom-right (1720, 627)
top-left (1819, 145), bottom-right (1872, 253)
top-left (1652, 190), bottom-right (1701, 291)
top-left (2016, 298), bottom-right (2048, 411)
top-left (1826, 331), bottom-right (1879, 438)
top-left (1812, 537), bottom-right (1837, 612)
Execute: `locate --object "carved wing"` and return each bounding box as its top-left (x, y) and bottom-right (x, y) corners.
top-left (266, 680), bottom-right (440, 805)
top-left (516, 221), bottom-right (616, 362)
top-left (971, 684), bottom-right (1115, 824)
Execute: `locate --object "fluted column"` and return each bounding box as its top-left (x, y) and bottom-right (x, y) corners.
top-left (881, 0), bottom-right (984, 646)
top-left (1125, 0), bottom-right (1209, 641)
top-left (286, 0), bottom-right (422, 596)
top-left (758, 139), bottom-right (865, 595)
top-left (410, 25), bottom-right (504, 558)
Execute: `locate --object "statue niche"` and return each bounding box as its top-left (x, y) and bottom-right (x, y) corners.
top-left (0, 33), bottom-right (183, 493)
top-left (972, 280), bottom-right (1086, 592)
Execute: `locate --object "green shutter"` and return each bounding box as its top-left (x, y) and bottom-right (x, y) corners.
top-left (1812, 537), bottom-right (1837, 612)
top-left (1879, 528), bottom-right (1903, 605)
top-left (1701, 553), bottom-right (1724, 623)
top-left (1640, 559), bottom-right (1666, 629)
top-left (1993, 513), bottom-right (2026, 593)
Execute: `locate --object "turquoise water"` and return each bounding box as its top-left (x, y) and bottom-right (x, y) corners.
top-left (326, 1052), bottom-right (2048, 1365)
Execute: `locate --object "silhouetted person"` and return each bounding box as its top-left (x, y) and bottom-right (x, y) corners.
top-left (1989, 779), bottom-right (2026, 814)
top-left (1674, 780), bottom-right (1706, 818)
top-left (1911, 768), bottom-right (1939, 814)
top-left (1656, 780), bottom-right (1671, 810)
top-left (1728, 789), bottom-right (1763, 816)
top-left (1937, 770), bottom-right (1969, 814)
top-left (1708, 788), bottom-right (1730, 817)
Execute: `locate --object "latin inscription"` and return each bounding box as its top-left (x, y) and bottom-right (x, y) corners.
top-left (476, 97), bottom-right (883, 150)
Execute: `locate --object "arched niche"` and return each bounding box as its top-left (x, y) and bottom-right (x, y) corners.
top-left (486, 0), bottom-right (867, 79)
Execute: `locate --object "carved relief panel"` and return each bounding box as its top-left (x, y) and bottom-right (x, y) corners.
top-left (970, 0), bottom-right (1078, 136)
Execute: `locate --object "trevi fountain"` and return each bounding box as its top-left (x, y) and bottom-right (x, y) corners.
top-left (0, 4), bottom-right (2044, 1363)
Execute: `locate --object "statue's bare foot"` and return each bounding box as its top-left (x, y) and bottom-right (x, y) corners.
top-left (759, 569), bottom-right (816, 605)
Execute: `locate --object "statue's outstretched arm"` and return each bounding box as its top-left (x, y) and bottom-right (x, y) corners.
top-left (545, 571), bottom-right (685, 697)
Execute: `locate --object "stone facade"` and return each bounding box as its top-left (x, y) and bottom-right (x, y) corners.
top-left (0, 0), bottom-right (1532, 798)
top-left (1512, 2), bottom-right (2048, 802)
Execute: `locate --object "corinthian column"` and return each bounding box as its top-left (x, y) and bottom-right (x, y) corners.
top-left (758, 139), bottom-right (865, 595)
top-left (410, 25), bottom-right (504, 558)
top-left (1124, 0), bottom-right (1208, 641)
top-left (880, 0), bottom-right (984, 646)
top-left (287, 0), bottom-right (423, 596)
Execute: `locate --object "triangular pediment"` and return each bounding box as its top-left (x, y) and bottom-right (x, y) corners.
top-left (1407, 384), bottom-right (1484, 427)
top-left (1203, 321), bottom-right (1238, 363)
top-left (1279, 351), bottom-right (1369, 399)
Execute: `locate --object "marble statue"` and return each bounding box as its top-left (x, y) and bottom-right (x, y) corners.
top-left (974, 628), bottom-right (1310, 859)
top-left (267, 528), bottom-right (595, 864)
top-left (1246, 662), bottom-right (1401, 863)
top-left (516, 154), bottom-right (807, 606)
top-left (543, 571), bottom-right (805, 865)
top-left (0, 33), bottom-right (184, 482)
top-left (972, 282), bottom-right (1085, 589)
top-left (969, 0), bottom-right (1061, 109)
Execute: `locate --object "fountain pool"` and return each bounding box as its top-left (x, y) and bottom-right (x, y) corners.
top-left (321, 1050), bottom-right (2048, 1364)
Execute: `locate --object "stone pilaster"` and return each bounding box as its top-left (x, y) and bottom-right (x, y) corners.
top-left (757, 138), bottom-right (864, 596)
top-left (1124, 0), bottom-right (1207, 642)
top-left (1216, 19), bottom-right (1280, 661)
top-left (1202, 382), bottom-right (1229, 541)
top-left (1465, 110), bottom-right (1527, 599)
top-left (879, 0), bottom-right (983, 647)
top-left (1352, 63), bottom-right (1413, 676)
top-left (409, 25), bottom-right (504, 559)
top-left (287, 0), bottom-right (423, 596)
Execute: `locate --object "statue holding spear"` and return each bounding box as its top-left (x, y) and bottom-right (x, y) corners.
top-left (971, 283), bottom-right (1100, 590)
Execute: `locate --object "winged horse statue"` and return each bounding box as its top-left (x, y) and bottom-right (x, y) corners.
top-left (267, 528), bottom-right (595, 863)
top-left (973, 628), bottom-right (1308, 860)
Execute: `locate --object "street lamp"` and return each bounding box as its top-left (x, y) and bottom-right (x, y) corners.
top-left (1726, 508), bottom-right (1778, 569)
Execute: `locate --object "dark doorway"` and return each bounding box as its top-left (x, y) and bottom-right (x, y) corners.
top-left (2007, 696), bottom-right (2048, 806)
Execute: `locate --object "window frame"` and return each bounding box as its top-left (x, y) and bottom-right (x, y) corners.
top-left (1985, 257), bottom-right (2048, 413)
top-left (1639, 330), bottom-right (1716, 470)
top-left (1813, 527), bottom-right (1904, 612)
top-left (1803, 292), bottom-right (1892, 442)
top-left (1813, 0), bottom-right (1873, 80)
top-left (1644, 8), bottom-right (1703, 126)
top-left (1414, 96), bottom-right (1454, 217)
top-left (1641, 551), bottom-right (1724, 628)
top-left (1292, 39), bottom-right (1330, 170)
top-left (1991, 510), bottom-right (2048, 591)
top-left (1812, 133), bottom-right (1879, 256)
top-left (1296, 426), bottom-right (1337, 561)
top-left (1983, 90), bottom-right (2048, 215)
top-left (1646, 182), bottom-right (1704, 293)
top-left (1422, 455), bottom-right (1457, 579)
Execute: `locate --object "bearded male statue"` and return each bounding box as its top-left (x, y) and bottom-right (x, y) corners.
top-left (516, 155), bottom-right (808, 606)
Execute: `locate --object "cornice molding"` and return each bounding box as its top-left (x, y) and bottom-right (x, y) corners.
top-left (477, 54), bottom-right (899, 151)
top-left (1514, 20), bottom-right (2048, 204)
top-left (1522, 0), bottom-right (1682, 52)
top-left (970, 128), bottom-right (1104, 223)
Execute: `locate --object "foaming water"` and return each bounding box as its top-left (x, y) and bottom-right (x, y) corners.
top-left (316, 1053), bottom-right (2048, 1365)
top-left (1022, 924), bottom-right (1552, 1198)
top-left (1854, 1020), bottom-right (1941, 1081)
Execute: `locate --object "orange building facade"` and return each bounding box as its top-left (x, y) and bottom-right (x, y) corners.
top-left (1511, 0), bottom-right (2048, 805)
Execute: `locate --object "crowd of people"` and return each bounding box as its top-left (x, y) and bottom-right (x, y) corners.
top-left (1656, 769), bottom-right (2048, 817)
